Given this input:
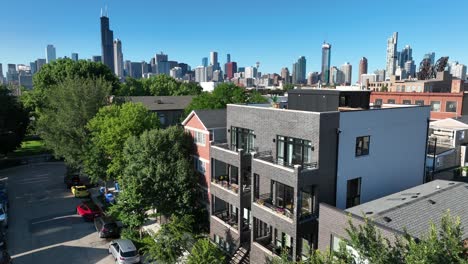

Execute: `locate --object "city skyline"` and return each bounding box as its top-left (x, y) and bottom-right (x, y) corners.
top-left (1, 0), bottom-right (467, 82)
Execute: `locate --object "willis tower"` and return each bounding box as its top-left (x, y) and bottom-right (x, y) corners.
top-left (100, 7), bottom-right (114, 72)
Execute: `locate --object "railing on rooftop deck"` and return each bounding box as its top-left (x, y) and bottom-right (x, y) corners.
top-left (254, 150), bottom-right (318, 169)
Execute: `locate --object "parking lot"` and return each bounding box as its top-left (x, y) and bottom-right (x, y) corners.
top-left (0, 162), bottom-right (114, 264)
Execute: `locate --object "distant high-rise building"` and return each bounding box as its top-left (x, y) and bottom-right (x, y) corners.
top-left (423, 52), bottom-right (436, 65)
top-left (212, 70), bottom-right (223, 82)
top-left (341, 62), bottom-right (352, 85)
top-left (155, 52), bottom-right (168, 63)
top-left (113, 39), bottom-right (124, 79)
top-left (30, 62), bottom-right (37, 75)
top-left (141, 61), bottom-right (149, 75)
top-left (293, 56), bottom-right (306, 84)
top-left (359, 57), bottom-right (368, 83)
top-left (6, 64), bottom-right (18, 84)
top-left (398, 45), bottom-right (412, 68)
top-left (0, 64), bottom-right (3, 84)
top-left (281, 67), bottom-right (290, 84)
top-left (321, 43), bottom-right (331, 84)
top-left (36, 59), bottom-right (46, 72)
top-left (195, 66), bottom-right (207, 82)
top-left (178, 63), bottom-right (189, 76)
top-left (386, 32), bottom-right (398, 78)
top-left (210, 51), bottom-right (220, 71)
top-left (71, 53), bottom-right (79, 62)
top-left (124, 60), bottom-right (131, 77)
top-left (130, 62), bottom-right (143, 79)
top-left (226, 54), bottom-right (231, 63)
top-left (202, 57), bottom-right (208, 67)
top-left (450, 62), bottom-right (467, 80)
top-left (245, 66), bottom-right (257, 79)
top-left (18, 71), bottom-right (33, 90)
top-left (374, 69), bottom-right (386, 82)
top-left (46, 45), bottom-right (56, 63)
top-left (170, 67), bottom-right (182, 79)
top-left (226, 62), bottom-right (237, 80)
top-left (404, 60), bottom-right (415, 78)
top-left (92, 56), bottom-right (102, 63)
top-left (330, 66), bottom-right (340, 85)
top-left (100, 8), bottom-right (114, 72)
top-left (238, 67), bottom-right (245, 74)
top-left (157, 61), bottom-right (170, 76)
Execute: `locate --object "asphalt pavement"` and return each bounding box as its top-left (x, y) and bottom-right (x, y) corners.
top-left (0, 162), bottom-right (115, 264)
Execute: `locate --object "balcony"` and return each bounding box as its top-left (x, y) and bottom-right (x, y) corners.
top-left (212, 177), bottom-right (239, 194)
top-left (213, 210), bottom-right (239, 230)
top-left (253, 234), bottom-right (293, 259)
top-left (254, 151), bottom-right (317, 170)
top-left (255, 193), bottom-right (294, 219)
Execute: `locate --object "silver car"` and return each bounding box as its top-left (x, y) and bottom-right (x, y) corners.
top-left (108, 239), bottom-right (140, 264)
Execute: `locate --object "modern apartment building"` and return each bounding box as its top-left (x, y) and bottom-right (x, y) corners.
top-left (209, 89), bottom-right (430, 263)
top-left (182, 109), bottom-right (227, 210)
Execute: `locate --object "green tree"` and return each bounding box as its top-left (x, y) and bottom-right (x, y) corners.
top-left (187, 238), bottom-right (225, 264)
top-left (0, 86), bottom-right (29, 155)
top-left (282, 83), bottom-right (294, 92)
top-left (115, 75), bottom-right (203, 96)
top-left (112, 127), bottom-right (197, 218)
top-left (146, 214), bottom-right (195, 264)
top-left (185, 83), bottom-right (267, 114)
top-left (35, 77), bottom-right (111, 167)
top-left (27, 59), bottom-right (119, 117)
top-left (84, 102), bottom-right (159, 182)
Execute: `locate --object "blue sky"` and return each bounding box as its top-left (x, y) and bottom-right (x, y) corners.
top-left (1, 0), bottom-right (467, 82)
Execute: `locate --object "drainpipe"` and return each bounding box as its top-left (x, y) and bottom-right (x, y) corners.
top-left (431, 137), bottom-right (437, 182)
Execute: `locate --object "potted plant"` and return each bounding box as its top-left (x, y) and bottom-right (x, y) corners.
top-left (271, 95), bottom-right (280, 108)
top-left (256, 198), bottom-right (264, 205)
top-left (463, 167), bottom-right (468, 177)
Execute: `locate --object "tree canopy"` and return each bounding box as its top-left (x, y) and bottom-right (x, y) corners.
top-left (84, 102), bottom-right (159, 182)
top-left (35, 77), bottom-right (111, 167)
top-left (282, 83), bottom-right (295, 92)
top-left (185, 83), bottom-right (268, 114)
top-left (187, 238), bottom-right (226, 264)
top-left (25, 59), bottom-right (119, 116)
top-left (0, 86), bottom-right (29, 155)
top-left (116, 75), bottom-right (202, 96)
top-left (110, 126), bottom-right (198, 219)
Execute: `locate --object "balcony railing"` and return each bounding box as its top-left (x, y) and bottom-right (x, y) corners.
top-left (255, 193), bottom-right (294, 219)
top-left (212, 141), bottom-right (258, 154)
top-left (213, 210), bottom-right (238, 229)
top-left (254, 150), bottom-right (317, 169)
top-left (212, 177), bottom-right (239, 193)
top-left (255, 234), bottom-right (292, 258)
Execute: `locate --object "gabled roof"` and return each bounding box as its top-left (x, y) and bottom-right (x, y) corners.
top-left (346, 180), bottom-right (468, 239)
top-left (182, 109), bottom-right (226, 129)
top-left (118, 96), bottom-right (193, 111)
top-left (430, 116), bottom-right (468, 130)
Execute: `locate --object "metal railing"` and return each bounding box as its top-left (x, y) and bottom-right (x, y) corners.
top-left (254, 150), bottom-right (318, 169)
top-left (212, 177), bottom-right (239, 193)
top-left (255, 193), bottom-right (294, 219)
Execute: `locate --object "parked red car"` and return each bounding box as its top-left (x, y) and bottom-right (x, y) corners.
top-left (76, 200), bottom-right (102, 221)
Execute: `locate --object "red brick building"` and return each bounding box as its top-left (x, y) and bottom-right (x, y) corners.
top-left (182, 109), bottom-right (227, 209)
top-left (371, 92), bottom-right (468, 120)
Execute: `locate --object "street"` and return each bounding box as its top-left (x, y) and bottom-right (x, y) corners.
top-left (0, 162), bottom-right (114, 264)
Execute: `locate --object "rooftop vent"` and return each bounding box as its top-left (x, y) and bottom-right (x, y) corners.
top-left (365, 211), bottom-right (373, 215)
top-left (428, 199), bottom-right (436, 205)
top-left (448, 182), bottom-right (455, 185)
top-left (156, 99), bottom-right (163, 104)
top-left (411, 195), bottom-right (418, 198)
top-left (383, 217), bottom-right (392, 223)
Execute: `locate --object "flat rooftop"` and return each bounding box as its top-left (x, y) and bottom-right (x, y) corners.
top-left (346, 180), bottom-right (468, 239)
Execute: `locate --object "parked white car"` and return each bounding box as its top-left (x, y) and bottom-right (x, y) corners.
top-left (0, 205), bottom-right (7, 228)
top-left (108, 239), bottom-right (140, 264)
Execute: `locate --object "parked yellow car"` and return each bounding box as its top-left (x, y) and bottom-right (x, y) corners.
top-left (71, 185), bottom-right (90, 198)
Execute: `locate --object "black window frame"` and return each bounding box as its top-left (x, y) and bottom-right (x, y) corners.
top-left (346, 177), bottom-right (361, 209)
top-left (387, 99), bottom-right (395, 104)
top-left (230, 126), bottom-right (255, 153)
top-left (276, 135), bottom-right (313, 168)
top-left (374, 99), bottom-right (383, 106)
top-left (402, 99), bottom-right (411, 105)
top-left (445, 101), bottom-right (457, 113)
top-left (355, 136), bottom-right (370, 157)
top-left (415, 100), bottom-right (425, 106)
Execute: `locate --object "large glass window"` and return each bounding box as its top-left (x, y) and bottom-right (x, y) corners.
top-left (346, 178), bottom-right (361, 208)
top-left (194, 131), bottom-right (206, 145)
top-left (374, 99), bottom-right (382, 106)
top-left (355, 136), bottom-right (370, 156)
top-left (415, 100), bottom-right (425, 106)
top-left (231, 126), bottom-right (255, 152)
top-left (446, 101), bottom-right (457, 113)
top-left (402, 100), bottom-right (411, 105)
top-left (430, 101), bottom-right (441, 112)
top-left (387, 99), bottom-right (395, 104)
top-left (277, 136), bottom-right (313, 168)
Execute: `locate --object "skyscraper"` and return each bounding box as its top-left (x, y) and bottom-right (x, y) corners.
top-left (36, 59), bottom-right (46, 72)
top-left (340, 62), bottom-right (352, 85)
top-left (0, 64), bottom-right (3, 84)
top-left (359, 57), bottom-right (368, 83)
top-left (195, 66), bottom-right (207, 82)
top-left (210, 51), bottom-right (219, 70)
top-left (404, 60), bottom-right (415, 78)
top-left (281, 67), bottom-right (290, 84)
top-left (226, 62), bottom-right (237, 80)
top-left (92, 56), bottom-right (102, 63)
top-left (245, 66), bottom-right (257, 79)
top-left (46, 45), bottom-right (56, 63)
top-left (386, 32), bottom-right (398, 78)
top-left (113, 39), bottom-right (124, 79)
top-left (398, 45), bottom-right (412, 68)
top-left (30, 62), bottom-right (37, 75)
top-left (321, 43), bottom-right (331, 84)
top-left (202, 57), bottom-right (208, 67)
top-left (71, 53), bottom-right (79, 62)
top-left (293, 56), bottom-right (306, 84)
top-left (226, 54), bottom-right (231, 63)
top-left (423, 52), bottom-right (436, 65)
top-left (100, 8), bottom-right (114, 72)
